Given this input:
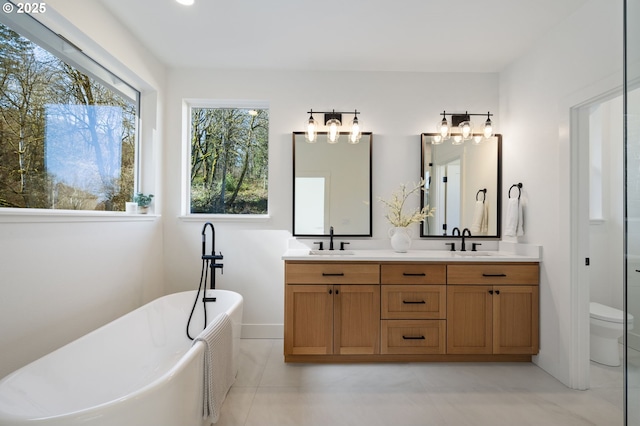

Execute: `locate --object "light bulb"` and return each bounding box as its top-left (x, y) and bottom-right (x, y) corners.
top-left (438, 117), bottom-right (450, 139)
top-left (459, 121), bottom-right (473, 139)
top-left (483, 118), bottom-right (493, 139)
top-left (473, 135), bottom-right (483, 144)
top-left (432, 135), bottom-right (443, 144)
top-left (327, 118), bottom-right (340, 143)
top-left (305, 115), bottom-right (317, 143)
top-left (452, 135), bottom-right (464, 145)
top-left (176, 0), bottom-right (194, 5)
top-left (349, 116), bottom-right (361, 144)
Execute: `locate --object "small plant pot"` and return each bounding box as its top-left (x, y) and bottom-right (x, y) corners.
top-left (138, 206), bottom-right (149, 214)
top-left (125, 202), bottom-right (138, 213)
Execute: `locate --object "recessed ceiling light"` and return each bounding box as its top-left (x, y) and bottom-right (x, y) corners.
top-left (176, 0), bottom-right (194, 5)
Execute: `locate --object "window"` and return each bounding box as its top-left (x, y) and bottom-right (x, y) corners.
top-left (189, 105), bottom-right (268, 214)
top-left (0, 16), bottom-right (139, 212)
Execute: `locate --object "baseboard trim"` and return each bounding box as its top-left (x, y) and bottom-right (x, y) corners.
top-left (241, 324), bottom-right (284, 339)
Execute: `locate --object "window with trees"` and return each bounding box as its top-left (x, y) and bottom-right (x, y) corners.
top-left (0, 19), bottom-right (139, 212)
top-left (189, 106), bottom-right (269, 214)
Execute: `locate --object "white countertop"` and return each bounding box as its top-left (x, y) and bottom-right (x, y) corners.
top-left (282, 248), bottom-right (540, 262)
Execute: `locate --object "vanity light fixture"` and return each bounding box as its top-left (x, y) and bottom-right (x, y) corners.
top-left (304, 109), bottom-right (362, 144)
top-left (434, 111), bottom-right (494, 144)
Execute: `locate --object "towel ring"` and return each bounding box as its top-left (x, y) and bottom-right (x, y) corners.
top-left (476, 188), bottom-right (487, 202)
top-left (509, 183), bottom-right (522, 199)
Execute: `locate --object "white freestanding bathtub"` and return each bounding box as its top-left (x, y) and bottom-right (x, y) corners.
top-left (0, 290), bottom-right (243, 426)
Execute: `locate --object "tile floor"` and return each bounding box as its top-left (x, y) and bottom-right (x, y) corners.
top-left (216, 339), bottom-right (626, 426)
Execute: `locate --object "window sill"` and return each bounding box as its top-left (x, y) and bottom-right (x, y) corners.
top-left (179, 214), bottom-right (270, 223)
top-left (0, 209), bottom-right (160, 223)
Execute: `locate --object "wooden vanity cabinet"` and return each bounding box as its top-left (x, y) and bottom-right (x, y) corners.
top-left (446, 263), bottom-right (539, 355)
top-left (284, 263), bottom-right (380, 357)
top-left (284, 260), bottom-right (539, 362)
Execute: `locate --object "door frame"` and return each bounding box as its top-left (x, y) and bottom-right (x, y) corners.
top-left (569, 84), bottom-right (624, 390)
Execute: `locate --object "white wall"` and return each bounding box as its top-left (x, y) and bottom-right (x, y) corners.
top-left (163, 69), bottom-right (499, 337)
top-left (499, 0), bottom-right (624, 386)
top-left (0, 0), bottom-right (167, 378)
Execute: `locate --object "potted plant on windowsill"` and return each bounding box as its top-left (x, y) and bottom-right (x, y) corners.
top-left (134, 193), bottom-right (154, 214)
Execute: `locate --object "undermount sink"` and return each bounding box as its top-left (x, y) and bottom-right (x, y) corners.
top-left (453, 251), bottom-right (501, 257)
top-left (309, 250), bottom-right (355, 255)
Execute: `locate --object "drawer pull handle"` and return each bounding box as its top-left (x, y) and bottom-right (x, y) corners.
top-left (403, 272), bottom-right (426, 276)
top-left (482, 273), bottom-right (507, 277)
top-left (403, 335), bottom-right (426, 340)
top-left (322, 273), bottom-right (345, 276)
top-left (403, 300), bottom-right (426, 304)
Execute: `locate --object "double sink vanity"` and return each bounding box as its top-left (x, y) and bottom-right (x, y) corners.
top-left (282, 248), bottom-right (540, 363)
top-left (288, 130), bottom-right (538, 363)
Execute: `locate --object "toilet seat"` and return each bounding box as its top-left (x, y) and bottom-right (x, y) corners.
top-left (590, 302), bottom-right (633, 324)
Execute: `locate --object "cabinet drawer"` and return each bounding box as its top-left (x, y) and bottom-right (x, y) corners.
top-left (381, 320), bottom-right (446, 354)
top-left (447, 264), bottom-right (539, 285)
top-left (286, 263), bottom-right (380, 284)
top-left (381, 264), bottom-right (446, 284)
top-left (381, 285), bottom-right (446, 319)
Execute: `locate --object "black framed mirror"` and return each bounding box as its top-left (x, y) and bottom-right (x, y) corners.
top-left (292, 132), bottom-right (372, 237)
top-left (420, 133), bottom-right (502, 238)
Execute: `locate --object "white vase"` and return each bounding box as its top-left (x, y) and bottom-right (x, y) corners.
top-left (388, 227), bottom-right (412, 253)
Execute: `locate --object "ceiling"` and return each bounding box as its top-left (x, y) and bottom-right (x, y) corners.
top-left (98, 0), bottom-right (587, 73)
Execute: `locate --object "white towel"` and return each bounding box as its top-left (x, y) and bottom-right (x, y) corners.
top-left (193, 312), bottom-right (235, 424)
top-left (505, 197), bottom-right (524, 237)
top-left (470, 200), bottom-right (489, 235)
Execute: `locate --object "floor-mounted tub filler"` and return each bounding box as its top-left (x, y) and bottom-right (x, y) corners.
top-left (0, 289), bottom-right (243, 426)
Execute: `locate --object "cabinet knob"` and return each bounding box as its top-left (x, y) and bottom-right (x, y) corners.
top-left (489, 290), bottom-right (494, 294)
top-left (329, 289), bottom-right (332, 295)
top-left (495, 290), bottom-right (500, 295)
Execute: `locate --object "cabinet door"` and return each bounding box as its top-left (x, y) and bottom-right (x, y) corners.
top-left (285, 285), bottom-right (333, 355)
top-left (446, 285), bottom-right (493, 354)
top-left (334, 285), bottom-right (381, 355)
top-left (493, 285), bottom-right (539, 354)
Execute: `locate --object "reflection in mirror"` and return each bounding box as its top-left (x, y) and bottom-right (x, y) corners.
top-left (420, 133), bottom-right (502, 238)
top-left (293, 132), bottom-right (372, 236)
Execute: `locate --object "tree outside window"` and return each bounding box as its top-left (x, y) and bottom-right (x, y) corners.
top-left (189, 107), bottom-right (268, 214)
top-left (0, 23), bottom-right (138, 211)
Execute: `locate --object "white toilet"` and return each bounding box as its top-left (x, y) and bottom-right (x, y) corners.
top-left (590, 302), bottom-right (634, 366)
